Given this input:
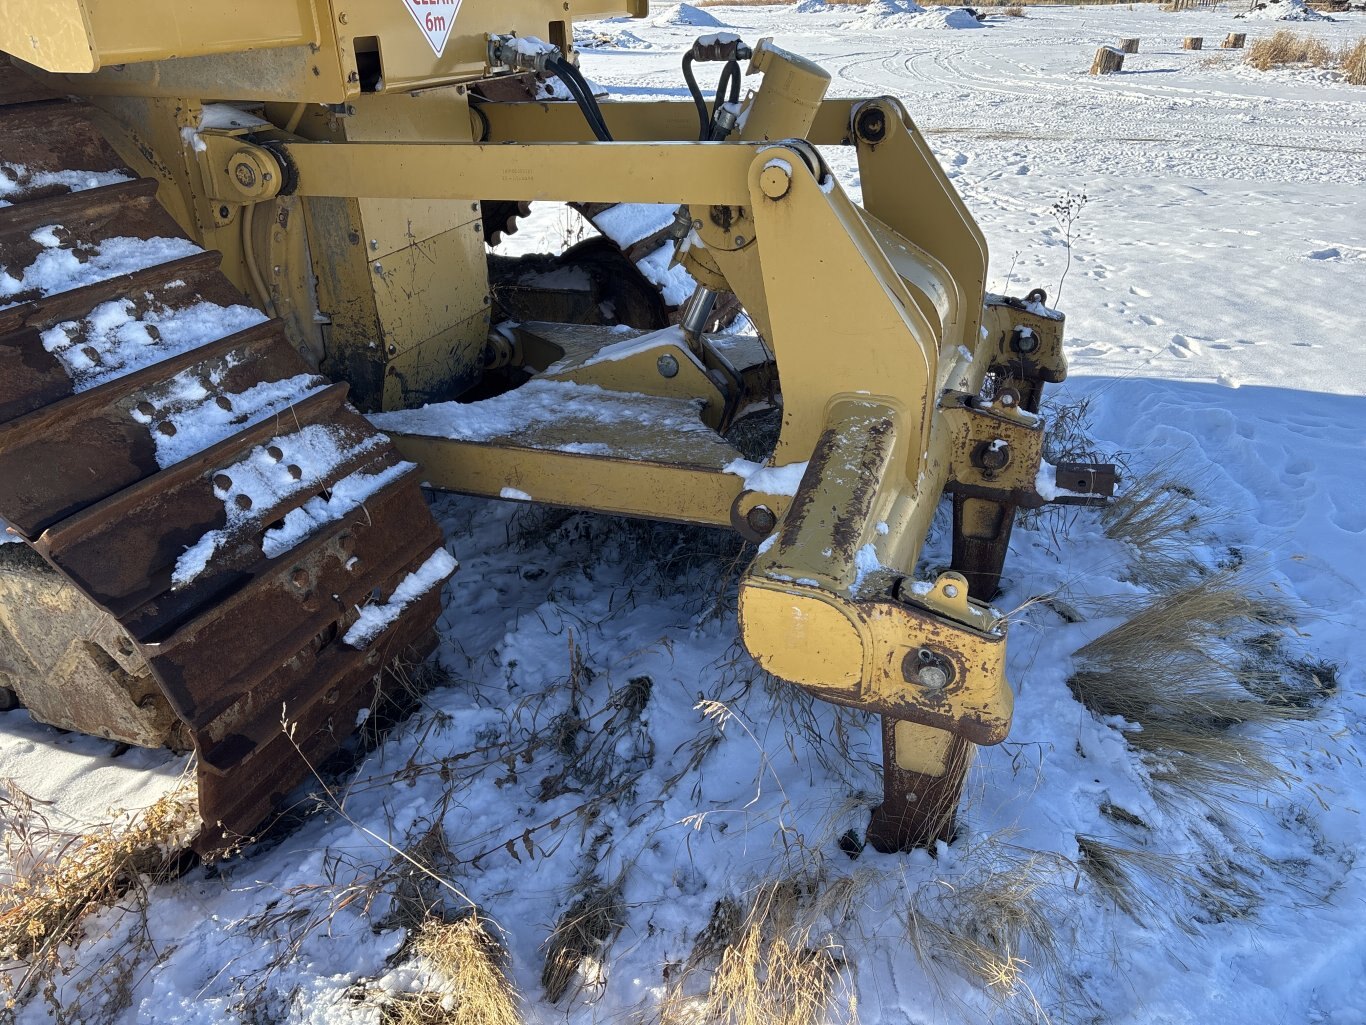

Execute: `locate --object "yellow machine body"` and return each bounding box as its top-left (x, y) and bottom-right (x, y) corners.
top-left (0, 0), bottom-right (1111, 850)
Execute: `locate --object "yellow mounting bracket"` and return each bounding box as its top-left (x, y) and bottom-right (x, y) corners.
top-left (941, 391), bottom-right (1049, 505)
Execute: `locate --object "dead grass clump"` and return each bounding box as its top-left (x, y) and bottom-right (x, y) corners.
top-left (908, 845), bottom-right (1066, 1013)
top-left (999, 5), bottom-right (1027, 14)
top-left (662, 873), bottom-right (861, 1025)
top-left (385, 915), bottom-right (522, 1025)
top-left (1342, 38), bottom-right (1366, 85)
top-left (1246, 30), bottom-right (1336, 71)
top-left (1101, 463), bottom-right (1205, 590)
top-left (542, 877), bottom-right (626, 1003)
top-left (1074, 835), bottom-right (1179, 924)
top-left (1068, 572), bottom-right (1311, 801)
top-left (0, 780), bottom-right (198, 1007)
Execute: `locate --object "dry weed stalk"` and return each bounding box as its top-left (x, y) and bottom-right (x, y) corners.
top-left (0, 780), bottom-right (198, 1008)
top-left (1069, 571), bottom-right (1310, 800)
top-left (662, 872), bottom-right (862, 1025)
top-left (386, 915), bottom-right (522, 1025)
top-left (907, 845), bottom-right (1065, 1013)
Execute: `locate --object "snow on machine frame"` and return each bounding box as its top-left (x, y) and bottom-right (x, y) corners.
top-left (0, 0), bottom-right (1114, 854)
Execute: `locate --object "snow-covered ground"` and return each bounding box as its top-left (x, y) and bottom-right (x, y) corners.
top-left (4, 3), bottom-right (1366, 1023)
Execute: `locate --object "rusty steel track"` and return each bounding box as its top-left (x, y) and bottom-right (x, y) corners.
top-left (0, 77), bottom-right (454, 852)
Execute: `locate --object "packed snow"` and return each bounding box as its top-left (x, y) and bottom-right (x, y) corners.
top-left (1238, 0), bottom-right (1334, 20)
top-left (4, 4), bottom-right (1366, 1025)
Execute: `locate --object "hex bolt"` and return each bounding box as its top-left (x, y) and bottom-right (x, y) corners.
top-left (369, 239), bottom-right (379, 251)
top-left (290, 568), bottom-right (309, 590)
top-left (287, 464), bottom-right (303, 480)
top-left (158, 421), bottom-right (177, 436)
top-left (746, 505), bottom-right (777, 536)
top-left (212, 473), bottom-right (233, 492)
top-left (234, 494), bottom-right (253, 511)
top-left (267, 445), bottom-right (284, 462)
top-left (943, 583), bottom-right (960, 598)
top-left (215, 395), bottom-right (233, 411)
top-left (135, 400), bottom-right (155, 417)
top-left (978, 440), bottom-right (1011, 473)
top-left (1010, 326), bottom-right (1039, 354)
top-left (734, 234), bottom-right (746, 246)
top-left (917, 664), bottom-right (949, 690)
top-left (657, 354), bottom-right (680, 378)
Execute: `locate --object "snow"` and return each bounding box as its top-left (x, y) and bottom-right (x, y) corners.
top-left (171, 426), bottom-right (389, 587)
top-left (652, 3), bottom-right (725, 28)
top-left (590, 203), bottom-right (677, 247)
top-left (0, 163), bottom-right (132, 207)
top-left (723, 457), bottom-right (810, 496)
top-left (1, 235), bottom-right (203, 310)
top-left (372, 379), bottom-right (716, 456)
top-left (634, 241), bottom-right (696, 306)
top-left (5, 5), bottom-right (1366, 1025)
top-left (41, 296), bottom-right (269, 394)
top-left (1238, 0), bottom-right (1334, 20)
top-left (341, 548), bottom-right (458, 650)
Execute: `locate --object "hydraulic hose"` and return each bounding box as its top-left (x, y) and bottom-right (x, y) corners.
top-left (682, 53), bottom-right (712, 142)
top-left (710, 60), bottom-right (741, 139)
top-left (547, 56), bottom-right (613, 142)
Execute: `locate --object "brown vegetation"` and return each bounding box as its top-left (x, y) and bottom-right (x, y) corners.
top-left (1247, 31), bottom-right (1366, 84)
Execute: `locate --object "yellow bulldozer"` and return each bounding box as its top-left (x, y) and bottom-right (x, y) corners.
top-left (0, 0), bottom-right (1112, 856)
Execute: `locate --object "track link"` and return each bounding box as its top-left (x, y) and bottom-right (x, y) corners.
top-left (0, 79), bottom-right (454, 852)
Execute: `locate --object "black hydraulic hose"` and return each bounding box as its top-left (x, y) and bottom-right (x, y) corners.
top-left (549, 59), bottom-right (610, 142)
top-left (682, 52), bottom-right (711, 142)
top-left (547, 56), bottom-right (612, 142)
top-left (709, 59), bottom-right (741, 139)
top-left (561, 59), bottom-right (614, 141)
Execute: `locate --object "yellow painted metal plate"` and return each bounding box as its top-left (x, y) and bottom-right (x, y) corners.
top-left (0, 0), bottom-right (317, 73)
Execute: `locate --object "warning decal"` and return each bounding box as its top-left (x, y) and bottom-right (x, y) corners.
top-left (402, 0), bottom-right (462, 58)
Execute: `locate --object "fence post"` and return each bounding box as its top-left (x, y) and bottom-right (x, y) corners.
top-left (1120, 38), bottom-right (1140, 53)
top-left (1222, 32), bottom-right (1246, 48)
top-left (1183, 36), bottom-right (1203, 50)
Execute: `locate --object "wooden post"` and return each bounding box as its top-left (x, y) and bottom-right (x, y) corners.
top-left (1222, 32), bottom-right (1246, 48)
top-left (1183, 36), bottom-right (1203, 50)
top-left (1090, 46), bottom-right (1125, 75)
top-left (1119, 38), bottom-right (1140, 54)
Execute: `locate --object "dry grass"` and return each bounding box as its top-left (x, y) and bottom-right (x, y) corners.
top-left (385, 915), bottom-right (522, 1025)
top-left (541, 878), bottom-right (626, 1004)
top-left (0, 779), bottom-right (198, 1010)
top-left (1247, 30), bottom-right (1336, 69)
top-left (661, 873), bottom-right (861, 1025)
top-left (1342, 38), bottom-right (1366, 85)
top-left (1246, 31), bottom-right (1366, 84)
top-left (1101, 462), bottom-right (1206, 591)
top-left (907, 843), bottom-right (1066, 1015)
top-left (1068, 571), bottom-right (1312, 801)
top-left (998, 5), bottom-right (1027, 14)
top-left (1073, 835), bottom-right (1181, 924)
